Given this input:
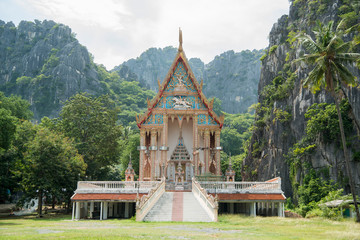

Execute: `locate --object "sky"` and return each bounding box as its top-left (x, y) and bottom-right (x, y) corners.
top-left (0, 0), bottom-right (290, 70)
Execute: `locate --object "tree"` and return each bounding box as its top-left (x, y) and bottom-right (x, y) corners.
top-left (20, 126), bottom-right (86, 216)
top-left (295, 20), bottom-right (360, 222)
top-left (60, 93), bottom-right (122, 180)
top-left (0, 92), bottom-right (33, 203)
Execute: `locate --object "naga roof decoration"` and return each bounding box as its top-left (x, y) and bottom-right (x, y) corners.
top-left (136, 29), bottom-right (224, 128)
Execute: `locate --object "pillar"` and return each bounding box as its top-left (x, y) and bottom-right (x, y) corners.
top-left (271, 202), bottom-right (275, 216)
top-left (139, 130), bottom-right (146, 180)
top-left (161, 114), bottom-right (168, 177)
top-left (90, 202), bottom-right (94, 219)
top-left (204, 129), bottom-right (210, 174)
top-left (100, 202), bottom-right (103, 220)
top-left (193, 114), bottom-right (199, 175)
top-left (125, 202), bottom-right (129, 218)
top-left (229, 203), bottom-right (234, 214)
top-left (277, 202), bottom-right (281, 217)
top-left (108, 202), bottom-right (113, 218)
top-left (150, 129), bottom-right (157, 180)
top-left (215, 130), bottom-right (221, 175)
top-left (75, 202), bottom-right (80, 220)
top-left (84, 202), bottom-right (88, 218)
top-left (72, 202), bottom-right (75, 221)
top-left (250, 202), bottom-right (256, 217)
top-left (103, 202), bottom-right (108, 220)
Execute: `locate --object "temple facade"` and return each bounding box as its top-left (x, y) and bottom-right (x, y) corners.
top-left (70, 30), bottom-right (286, 221)
top-left (136, 29), bottom-right (224, 184)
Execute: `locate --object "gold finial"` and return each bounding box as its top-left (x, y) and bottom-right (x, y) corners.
top-left (179, 27), bottom-right (183, 52)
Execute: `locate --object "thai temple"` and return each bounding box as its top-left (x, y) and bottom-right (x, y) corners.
top-left (71, 30), bottom-right (286, 222)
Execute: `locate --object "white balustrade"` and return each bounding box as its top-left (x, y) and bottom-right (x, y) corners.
top-left (198, 181), bottom-right (282, 193)
top-left (75, 181), bottom-right (160, 194)
top-left (192, 178), bottom-right (218, 222)
top-left (136, 177), bottom-right (166, 221)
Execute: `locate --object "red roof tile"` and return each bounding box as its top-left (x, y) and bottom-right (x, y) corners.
top-left (71, 193), bottom-right (144, 201)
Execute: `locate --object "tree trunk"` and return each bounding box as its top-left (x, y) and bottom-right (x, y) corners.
top-left (340, 85), bottom-right (360, 134)
top-left (52, 195), bottom-right (55, 209)
top-left (38, 189), bottom-right (43, 217)
top-left (332, 90), bottom-right (360, 222)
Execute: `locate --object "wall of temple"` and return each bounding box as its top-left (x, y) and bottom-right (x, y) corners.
top-left (167, 118), bottom-right (193, 160)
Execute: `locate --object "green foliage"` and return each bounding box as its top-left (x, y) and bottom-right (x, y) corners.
top-left (15, 76), bottom-right (31, 86)
top-left (260, 53), bottom-right (267, 61)
top-left (269, 45), bottom-right (278, 55)
top-left (94, 64), bottom-right (155, 126)
top-left (0, 109), bottom-right (17, 151)
top-left (0, 92), bottom-right (33, 120)
top-left (221, 113), bottom-right (254, 156)
top-left (220, 152), bottom-right (244, 181)
top-left (211, 97), bottom-right (222, 116)
top-left (273, 108), bottom-right (292, 123)
top-left (118, 130), bottom-right (140, 180)
top-left (305, 100), bottom-right (352, 143)
top-left (41, 48), bottom-right (59, 73)
top-left (19, 126), bottom-right (86, 213)
top-left (59, 93), bottom-right (122, 180)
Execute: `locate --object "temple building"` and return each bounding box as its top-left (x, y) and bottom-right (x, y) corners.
top-left (70, 30), bottom-right (286, 221)
top-left (136, 29), bottom-right (223, 187)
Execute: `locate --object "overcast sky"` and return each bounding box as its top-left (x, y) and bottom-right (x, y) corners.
top-left (0, 0), bottom-right (290, 70)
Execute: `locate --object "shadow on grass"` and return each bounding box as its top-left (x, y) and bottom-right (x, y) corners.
top-left (0, 222), bottom-right (21, 226)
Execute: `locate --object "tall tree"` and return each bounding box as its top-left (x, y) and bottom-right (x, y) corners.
top-left (20, 126), bottom-right (86, 216)
top-left (295, 20), bottom-right (360, 222)
top-left (0, 92), bottom-right (33, 203)
top-left (60, 93), bottom-right (122, 180)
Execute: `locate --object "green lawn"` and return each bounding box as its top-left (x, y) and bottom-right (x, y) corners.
top-left (0, 214), bottom-right (359, 240)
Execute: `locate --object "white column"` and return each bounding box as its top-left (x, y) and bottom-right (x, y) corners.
top-left (75, 202), bottom-right (81, 220)
top-left (103, 202), bottom-right (108, 220)
top-left (100, 202), bottom-right (103, 220)
top-left (282, 202), bottom-right (285, 217)
top-left (84, 202), bottom-right (88, 218)
top-left (108, 202), bottom-right (113, 217)
top-left (250, 202), bottom-right (256, 217)
top-left (72, 202), bottom-right (75, 221)
top-left (277, 202), bottom-right (281, 217)
top-left (90, 202), bottom-right (94, 219)
top-left (271, 203), bottom-right (275, 216)
top-left (125, 202), bottom-right (129, 218)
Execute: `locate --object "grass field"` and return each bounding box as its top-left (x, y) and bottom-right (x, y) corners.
top-left (0, 214), bottom-right (359, 239)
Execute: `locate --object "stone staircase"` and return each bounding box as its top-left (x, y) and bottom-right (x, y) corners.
top-left (143, 192), bottom-right (212, 222)
top-left (143, 192), bottom-right (173, 221)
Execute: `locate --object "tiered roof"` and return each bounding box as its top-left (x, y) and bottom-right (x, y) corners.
top-left (136, 29), bottom-right (224, 128)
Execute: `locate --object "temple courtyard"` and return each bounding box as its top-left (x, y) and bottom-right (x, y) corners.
top-left (0, 214), bottom-right (359, 240)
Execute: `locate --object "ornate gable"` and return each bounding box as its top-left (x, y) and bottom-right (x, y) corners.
top-left (137, 29), bottom-right (224, 128)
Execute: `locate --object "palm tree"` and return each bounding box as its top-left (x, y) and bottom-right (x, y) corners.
top-left (295, 20), bottom-right (360, 222)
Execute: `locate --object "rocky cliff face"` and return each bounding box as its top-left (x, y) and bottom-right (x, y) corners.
top-left (115, 47), bottom-right (262, 113)
top-left (242, 0), bottom-right (360, 197)
top-left (0, 20), bottom-right (101, 119)
top-left (203, 50), bottom-right (263, 113)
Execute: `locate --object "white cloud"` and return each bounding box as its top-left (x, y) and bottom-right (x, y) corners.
top-left (4, 0), bottom-right (289, 69)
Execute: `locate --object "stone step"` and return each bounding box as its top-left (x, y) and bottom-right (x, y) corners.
top-left (143, 192), bottom-right (173, 221)
top-left (143, 191), bottom-right (213, 222)
top-left (183, 192), bottom-right (212, 222)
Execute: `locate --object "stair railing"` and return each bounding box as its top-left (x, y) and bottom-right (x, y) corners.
top-left (136, 176), bottom-right (166, 221)
top-left (192, 177), bottom-right (218, 221)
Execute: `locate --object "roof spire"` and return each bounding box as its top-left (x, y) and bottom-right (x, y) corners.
top-left (178, 27), bottom-right (183, 52)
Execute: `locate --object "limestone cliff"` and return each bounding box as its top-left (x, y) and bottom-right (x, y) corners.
top-left (242, 0), bottom-right (360, 197)
top-left (0, 20), bottom-right (101, 119)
